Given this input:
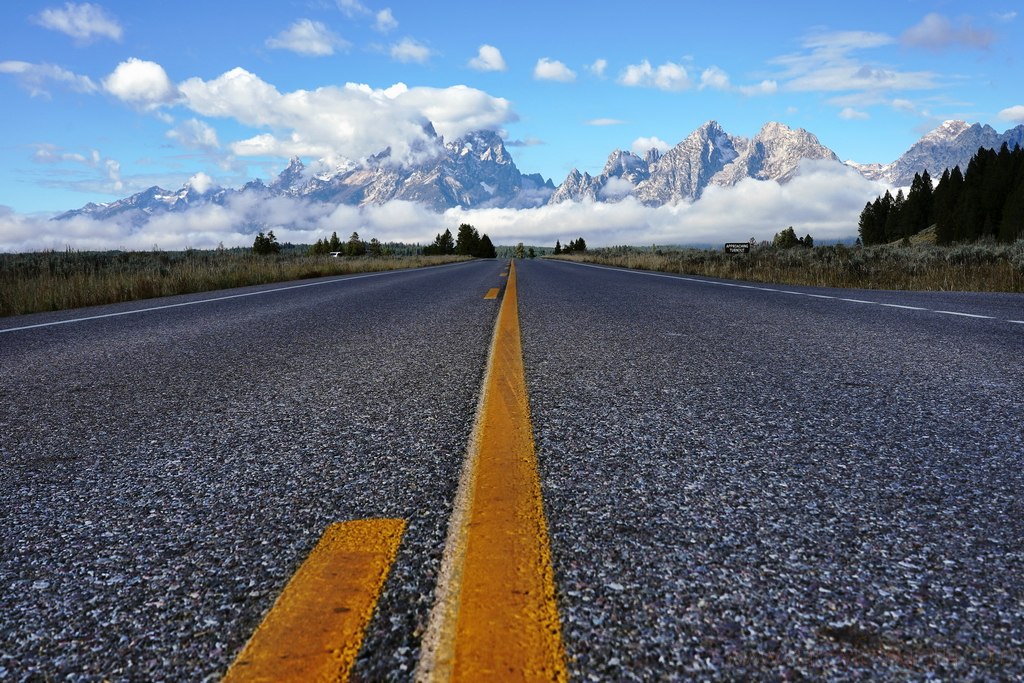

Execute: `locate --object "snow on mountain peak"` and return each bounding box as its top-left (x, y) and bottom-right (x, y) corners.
top-left (925, 120), bottom-right (971, 142)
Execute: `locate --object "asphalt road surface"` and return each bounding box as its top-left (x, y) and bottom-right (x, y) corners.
top-left (2, 258), bottom-right (1022, 680)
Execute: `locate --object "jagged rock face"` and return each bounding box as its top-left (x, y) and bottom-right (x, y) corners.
top-left (851, 121), bottom-right (1024, 186)
top-left (548, 149), bottom-right (653, 204)
top-left (548, 169), bottom-right (598, 204)
top-left (635, 121), bottom-right (739, 204)
top-left (55, 183), bottom-right (226, 225)
top-left (57, 129), bottom-right (554, 221)
top-left (53, 120), bottom-right (1024, 222)
top-left (709, 122), bottom-right (839, 188)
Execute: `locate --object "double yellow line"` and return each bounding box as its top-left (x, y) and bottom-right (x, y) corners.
top-left (225, 261), bottom-right (566, 682)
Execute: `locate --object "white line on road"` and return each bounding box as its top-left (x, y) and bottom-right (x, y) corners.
top-left (878, 304), bottom-right (929, 310)
top-left (934, 310), bottom-right (996, 319)
top-left (559, 261), bottom-right (1018, 324)
top-left (0, 261), bottom-right (472, 335)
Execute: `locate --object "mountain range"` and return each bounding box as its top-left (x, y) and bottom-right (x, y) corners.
top-left (56, 120), bottom-right (1024, 224)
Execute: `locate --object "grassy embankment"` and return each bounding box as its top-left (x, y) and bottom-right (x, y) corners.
top-left (553, 237), bottom-right (1024, 293)
top-left (0, 249), bottom-right (470, 318)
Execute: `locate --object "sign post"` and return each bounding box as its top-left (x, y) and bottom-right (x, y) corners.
top-left (724, 242), bottom-right (751, 254)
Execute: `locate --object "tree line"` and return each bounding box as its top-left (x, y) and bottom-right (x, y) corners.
top-left (423, 224), bottom-right (497, 258)
top-left (859, 143), bottom-right (1024, 245)
top-left (307, 231), bottom-right (392, 257)
top-left (553, 238), bottom-right (587, 254)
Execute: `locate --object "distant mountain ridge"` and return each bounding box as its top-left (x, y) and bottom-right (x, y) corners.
top-left (550, 121), bottom-right (840, 205)
top-left (847, 120), bottom-right (1024, 186)
top-left (55, 119), bottom-right (1024, 223)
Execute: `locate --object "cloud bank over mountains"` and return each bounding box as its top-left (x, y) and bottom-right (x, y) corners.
top-left (6, 113), bottom-right (1024, 252)
top-left (1, 159), bottom-right (883, 252)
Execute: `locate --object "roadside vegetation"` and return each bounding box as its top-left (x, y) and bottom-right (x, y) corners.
top-left (1, 240), bottom-right (470, 318)
top-left (552, 239), bottom-right (1024, 292)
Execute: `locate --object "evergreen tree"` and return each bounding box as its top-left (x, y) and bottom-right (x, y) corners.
top-left (329, 231), bottom-right (342, 252)
top-left (554, 240), bottom-right (562, 255)
top-left (898, 171), bottom-right (934, 237)
top-left (514, 242), bottom-right (526, 259)
top-left (345, 231), bottom-right (366, 256)
top-left (999, 175), bottom-right (1024, 242)
top-left (477, 234), bottom-right (497, 258)
top-left (884, 190), bottom-right (906, 241)
top-left (423, 229), bottom-right (455, 255)
top-left (455, 223), bottom-right (481, 256)
top-left (934, 167), bottom-right (963, 244)
top-left (252, 230), bottom-right (280, 255)
top-left (368, 237), bottom-right (383, 257)
top-left (772, 226), bottom-right (800, 249)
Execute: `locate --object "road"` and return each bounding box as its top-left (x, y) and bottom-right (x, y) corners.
top-left (2, 258), bottom-right (1022, 680)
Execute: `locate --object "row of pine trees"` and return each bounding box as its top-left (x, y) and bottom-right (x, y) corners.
top-left (859, 143), bottom-right (1024, 245)
top-left (423, 224), bottom-right (497, 258)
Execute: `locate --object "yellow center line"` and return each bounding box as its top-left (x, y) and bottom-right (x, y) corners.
top-left (223, 518), bottom-right (405, 682)
top-left (483, 287), bottom-right (500, 300)
top-left (417, 260), bottom-right (567, 682)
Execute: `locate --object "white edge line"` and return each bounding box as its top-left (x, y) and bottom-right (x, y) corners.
top-left (0, 260), bottom-right (472, 335)
top-left (934, 310), bottom-right (996, 319)
top-left (879, 303), bottom-right (929, 311)
top-left (556, 260), bottom-right (1017, 324)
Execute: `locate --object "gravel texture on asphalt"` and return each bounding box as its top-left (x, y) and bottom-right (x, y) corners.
top-left (516, 259), bottom-right (1023, 681)
top-left (0, 261), bottom-right (502, 681)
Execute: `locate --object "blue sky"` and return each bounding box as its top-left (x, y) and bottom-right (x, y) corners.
top-left (0, 1), bottom-right (1022, 249)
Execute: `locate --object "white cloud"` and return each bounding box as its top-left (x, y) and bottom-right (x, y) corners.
top-left (998, 105), bottom-right (1024, 123)
top-left (700, 66), bottom-right (730, 90)
top-left (177, 68), bottom-right (516, 166)
top-left (390, 38), bottom-right (433, 63)
top-left (631, 136), bottom-right (671, 155)
top-left (468, 45), bottom-right (507, 72)
top-left (375, 8), bottom-right (398, 32)
top-left (1, 159), bottom-right (884, 253)
top-left (599, 176), bottom-right (635, 200)
top-left (839, 107), bottom-right (870, 120)
top-left (29, 144), bottom-right (122, 193)
top-left (444, 160), bottom-right (881, 247)
top-left (738, 80), bottom-right (778, 96)
top-left (266, 19), bottom-right (350, 56)
top-left (336, 0), bottom-right (370, 17)
top-left (902, 13), bottom-right (995, 51)
top-left (186, 172), bottom-right (217, 194)
top-left (0, 60), bottom-right (97, 97)
top-left (588, 59), bottom-right (608, 78)
top-left (891, 98), bottom-right (920, 115)
top-left (103, 58), bottom-right (179, 108)
top-left (167, 119), bottom-right (220, 151)
top-left (586, 118), bottom-right (625, 126)
top-left (618, 60), bottom-right (691, 91)
top-left (771, 31), bottom-right (936, 99)
top-left (534, 58), bottom-right (576, 83)
top-left (33, 2), bottom-right (122, 43)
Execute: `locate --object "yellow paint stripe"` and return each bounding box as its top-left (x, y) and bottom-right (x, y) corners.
top-left (417, 261), bottom-right (567, 682)
top-left (483, 287), bottom-right (500, 300)
top-left (224, 518), bottom-right (405, 683)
